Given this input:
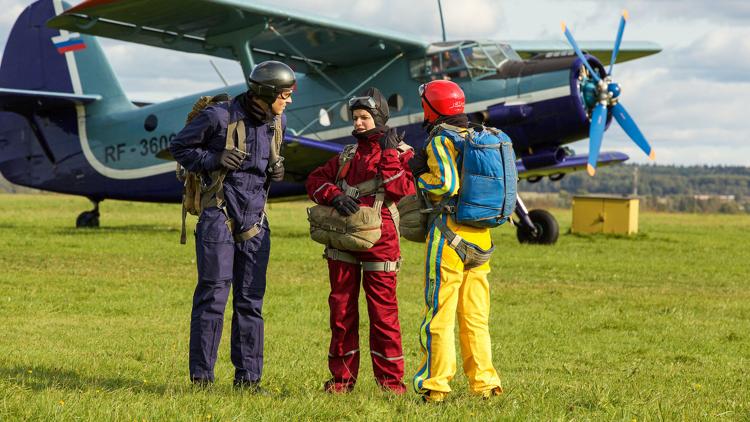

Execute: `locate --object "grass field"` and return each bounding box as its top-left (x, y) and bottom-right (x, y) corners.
top-left (0, 194), bottom-right (748, 421)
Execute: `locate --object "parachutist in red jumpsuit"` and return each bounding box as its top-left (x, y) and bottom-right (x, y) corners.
top-left (305, 87), bottom-right (415, 393)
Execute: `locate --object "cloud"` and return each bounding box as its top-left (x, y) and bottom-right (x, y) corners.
top-left (670, 26), bottom-right (750, 82)
top-left (593, 0), bottom-right (750, 26)
top-left (0, 0), bottom-right (25, 26)
top-left (266, 0), bottom-right (505, 41)
top-left (590, 59), bottom-right (750, 165)
top-left (0, 0), bottom-right (26, 46)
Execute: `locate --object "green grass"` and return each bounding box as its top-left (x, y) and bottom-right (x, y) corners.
top-left (0, 194), bottom-right (748, 421)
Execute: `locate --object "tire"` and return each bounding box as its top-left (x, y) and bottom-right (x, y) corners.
top-left (516, 209), bottom-right (559, 245)
top-left (76, 211), bottom-right (100, 228)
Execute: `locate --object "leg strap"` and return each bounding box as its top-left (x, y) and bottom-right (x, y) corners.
top-left (233, 224), bottom-right (262, 243)
top-left (227, 213), bottom-right (265, 243)
top-left (324, 248), bottom-right (401, 273)
top-left (433, 217), bottom-right (494, 270)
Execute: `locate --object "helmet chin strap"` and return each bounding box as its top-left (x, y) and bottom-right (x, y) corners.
top-left (421, 95), bottom-right (443, 122)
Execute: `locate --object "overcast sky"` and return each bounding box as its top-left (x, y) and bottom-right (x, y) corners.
top-left (1, 0), bottom-right (749, 166)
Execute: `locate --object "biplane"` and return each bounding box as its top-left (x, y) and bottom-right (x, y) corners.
top-left (0, 0), bottom-right (660, 243)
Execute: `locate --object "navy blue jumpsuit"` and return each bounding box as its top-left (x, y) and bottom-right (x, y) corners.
top-left (169, 97), bottom-right (284, 383)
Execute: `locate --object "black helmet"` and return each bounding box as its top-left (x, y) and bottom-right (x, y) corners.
top-left (348, 87), bottom-right (389, 126)
top-left (248, 61), bottom-right (296, 104)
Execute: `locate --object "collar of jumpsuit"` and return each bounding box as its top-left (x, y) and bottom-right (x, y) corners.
top-left (352, 125), bottom-right (386, 142)
top-left (238, 91), bottom-right (274, 125)
top-left (344, 125), bottom-right (390, 209)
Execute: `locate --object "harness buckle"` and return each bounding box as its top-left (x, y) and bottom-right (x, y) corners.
top-left (345, 186), bottom-right (360, 199)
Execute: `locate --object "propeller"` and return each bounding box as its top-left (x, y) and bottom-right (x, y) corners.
top-left (562, 10), bottom-right (654, 176)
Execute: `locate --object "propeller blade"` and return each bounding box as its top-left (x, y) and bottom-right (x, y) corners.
top-left (612, 102), bottom-right (655, 160)
top-left (587, 103), bottom-right (607, 176)
top-left (609, 10), bottom-right (629, 76)
top-left (561, 21), bottom-right (601, 82)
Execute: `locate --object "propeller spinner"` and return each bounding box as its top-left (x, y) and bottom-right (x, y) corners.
top-left (562, 10), bottom-right (655, 176)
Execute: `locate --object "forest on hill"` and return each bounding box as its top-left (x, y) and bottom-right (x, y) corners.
top-left (519, 164), bottom-right (750, 213)
top-left (3, 165), bottom-right (750, 213)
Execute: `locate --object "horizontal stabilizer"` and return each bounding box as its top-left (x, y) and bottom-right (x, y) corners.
top-left (0, 87), bottom-right (101, 110)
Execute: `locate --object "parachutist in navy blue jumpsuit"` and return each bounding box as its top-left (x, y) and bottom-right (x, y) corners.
top-left (169, 61), bottom-right (295, 389)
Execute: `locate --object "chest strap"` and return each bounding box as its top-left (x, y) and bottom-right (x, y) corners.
top-left (339, 178), bottom-right (382, 199)
top-left (325, 247), bottom-right (401, 273)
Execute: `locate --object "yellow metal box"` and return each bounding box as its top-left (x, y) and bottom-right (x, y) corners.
top-left (571, 195), bottom-right (639, 235)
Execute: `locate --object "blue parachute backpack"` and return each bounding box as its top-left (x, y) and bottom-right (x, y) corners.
top-left (452, 126), bottom-right (518, 228)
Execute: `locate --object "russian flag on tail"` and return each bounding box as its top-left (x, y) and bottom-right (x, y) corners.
top-left (51, 32), bottom-right (86, 54)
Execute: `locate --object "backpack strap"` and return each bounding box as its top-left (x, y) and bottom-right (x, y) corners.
top-left (269, 116), bottom-right (283, 167)
top-left (198, 119), bottom-right (245, 228)
top-left (178, 95), bottom-right (236, 244)
top-left (334, 144), bottom-right (358, 183)
top-left (180, 202), bottom-right (188, 244)
top-left (388, 201), bottom-right (400, 239)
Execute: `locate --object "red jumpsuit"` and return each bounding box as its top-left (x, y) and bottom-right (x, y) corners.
top-left (306, 130), bottom-right (415, 392)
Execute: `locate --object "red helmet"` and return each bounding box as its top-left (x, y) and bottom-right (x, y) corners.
top-left (419, 80), bottom-right (465, 123)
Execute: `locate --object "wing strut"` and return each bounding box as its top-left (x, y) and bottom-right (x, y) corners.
top-left (206, 25), bottom-right (267, 84)
top-left (295, 52), bottom-right (405, 136)
top-left (267, 25), bottom-right (346, 96)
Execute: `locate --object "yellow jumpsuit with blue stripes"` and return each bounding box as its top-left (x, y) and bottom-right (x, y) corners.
top-left (413, 129), bottom-right (503, 395)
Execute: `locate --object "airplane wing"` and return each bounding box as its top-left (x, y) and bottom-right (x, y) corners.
top-left (517, 151), bottom-right (628, 179)
top-left (288, 145), bottom-right (629, 185)
top-left (283, 134), bottom-right (343, 179)
top-left (509, 40), bottom-right (661, 65)
top-left (156, 133), bottom-right (342, 181)
top-left (47, 0), bottom-right (427, 71)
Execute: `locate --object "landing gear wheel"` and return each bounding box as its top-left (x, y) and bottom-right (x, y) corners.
top-left (76, 200), bottom-right (101, 228)
top-left (76, 211), bottom-right (100, 228)
top-left (516, 209), bottom-right (559, 245)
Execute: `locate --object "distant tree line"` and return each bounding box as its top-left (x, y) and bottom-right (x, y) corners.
top-left (3, 164), bottom-right (750, 213)
top-left (519, 164), bottom-right (750, 213)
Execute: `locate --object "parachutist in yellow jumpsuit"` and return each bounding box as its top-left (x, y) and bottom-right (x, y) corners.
top-left (410, 80), bottom-right (503, 402)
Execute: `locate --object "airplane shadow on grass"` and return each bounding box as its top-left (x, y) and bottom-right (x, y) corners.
top-left (1, 365), bottom-right (170, 394)
top-left (53, 225), bottom-right (178, 235)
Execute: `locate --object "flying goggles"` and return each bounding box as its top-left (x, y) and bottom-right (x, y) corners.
top-left (347, 96), bottom-right (377, 111)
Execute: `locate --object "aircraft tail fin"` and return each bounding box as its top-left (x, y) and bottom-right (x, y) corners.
top-left (0, 0), bottom-right (132, 113)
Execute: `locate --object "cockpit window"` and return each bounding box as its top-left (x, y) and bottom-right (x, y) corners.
top-left (467, 43), bottom-right (522, 69)
top-left (410, 41), bottom-right (521, 81)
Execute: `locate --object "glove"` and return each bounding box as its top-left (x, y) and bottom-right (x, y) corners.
top-left (331, 194), bottom-right (360, 217)
top-left (218, 148), bottom-right (245, 170)
top-left (408, 148), bottom-right (430, 177)
top-left (380, 128), bottom-right (401, 150)
top-left (268, 159), bottom-right (285, 182)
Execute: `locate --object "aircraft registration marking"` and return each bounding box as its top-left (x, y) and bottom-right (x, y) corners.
top-left (103, 133), bottom-right (176, 163)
